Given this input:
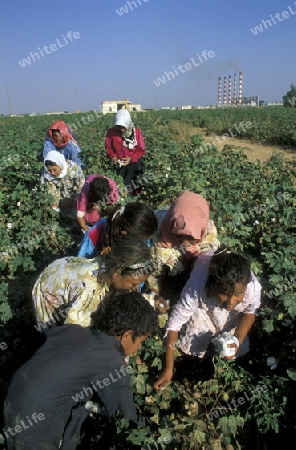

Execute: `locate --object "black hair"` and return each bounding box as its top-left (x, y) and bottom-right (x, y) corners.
top-left (104, 202), bottom-right (158, 247)
top-left (91, 291), bottom-right (158, 341)
top-left (205, 245), bottom-right (252, 297)
top-left (88, 177), bottom-right (111, 203)
top-left (45, 160), bottom-right (58, 167)
top-left (97, 235), bottom-right (154, 284)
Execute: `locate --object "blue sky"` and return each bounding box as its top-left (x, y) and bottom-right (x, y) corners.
top-left (0, 0), bottom-right (295, 114)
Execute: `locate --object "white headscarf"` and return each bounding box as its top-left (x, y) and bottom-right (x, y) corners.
top-left (114, 109), bottom-right (137, 148)
top-left (114, 109), bottom-right (133, 130)
top-left (44, 151), bottom-right (68, 180)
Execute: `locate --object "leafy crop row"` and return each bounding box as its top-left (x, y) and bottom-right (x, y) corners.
top-left (144, 107), bottom-right (296, 147)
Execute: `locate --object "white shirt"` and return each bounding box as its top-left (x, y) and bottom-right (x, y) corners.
top-left (166, 251), bottom-right (262, 357)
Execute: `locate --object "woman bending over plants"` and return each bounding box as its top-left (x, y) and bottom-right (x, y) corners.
top-left (77, 202), bottom-right (169, 314)
top-left (78, 202), bottom-right (158, 258)
top-left (43, 120), bottom-right (83, 167)
top-left (154, 246), bottom-right (262, 390)
top-left (148, 190), bottom-right (220, 294)
top-left (40, 150), bottom-right (85, 214)
top-left (76, 174), bottom-right (119, 232)
top-left (32, 236), bottom-right (155, 329)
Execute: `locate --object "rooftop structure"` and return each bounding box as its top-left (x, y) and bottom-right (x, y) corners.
top-left (101, 98), bottom-right (141, 114)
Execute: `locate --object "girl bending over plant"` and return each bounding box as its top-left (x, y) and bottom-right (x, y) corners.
top-left (154, 246), bottom-right (262, 390)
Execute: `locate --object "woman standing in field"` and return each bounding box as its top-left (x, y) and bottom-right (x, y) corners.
top-left (76, 174), bottom-right (119, 232)
top-left (43, 120), bottom-right (83, 167)
top-left (32, 236), bottom-right (156, 329)
top-left (148, 190), bottom-right (220, 294)
top-left (40, 150), bottom-right (85, 213)
top-left (154, 246), bottom-right (262, 389)
top-left (105, 109), bottom-right (145, 194)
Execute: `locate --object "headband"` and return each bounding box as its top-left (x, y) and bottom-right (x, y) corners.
top-left (214, 248), bottom-right (232, 256)
top-left (112, 206), bottom-right (125, 221)
top-left (126, 259), bottom-right (154, 270)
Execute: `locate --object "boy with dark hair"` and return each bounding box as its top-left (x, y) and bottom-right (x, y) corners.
top-left (4, 292), bottom-right (158, 450)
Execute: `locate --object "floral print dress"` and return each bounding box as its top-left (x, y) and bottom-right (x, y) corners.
top-left (32, 256), bottom-right (108, 328)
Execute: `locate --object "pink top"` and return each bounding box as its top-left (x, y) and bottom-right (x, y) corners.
top-left (76, 175), bottom-right (119, 226)
top-left (105, 128), bottom-right (145, 162)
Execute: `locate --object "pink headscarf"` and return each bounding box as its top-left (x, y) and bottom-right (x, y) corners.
top-left (47, 121), bottom-right (75, 148)
top-left (158, 191), bottom-right (210, 248)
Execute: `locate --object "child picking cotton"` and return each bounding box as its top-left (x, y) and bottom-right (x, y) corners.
top-left (154, 246), bottom-right (262, 389)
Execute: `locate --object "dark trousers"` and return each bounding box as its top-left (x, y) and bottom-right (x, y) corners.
top-left (120, 159), bottom-right (144, 188)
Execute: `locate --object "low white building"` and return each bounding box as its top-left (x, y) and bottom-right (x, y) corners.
top-left (101, 99), bottom-right (141, 115)
top-left (45, 111), bottom-right (68, 115)
top-left (266, 102), bottom-right (283, 106)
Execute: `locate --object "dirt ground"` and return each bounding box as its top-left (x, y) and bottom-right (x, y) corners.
top-left (196, 127), bottom-right (296, 163)
top-left (157, 120), bottom-right (296, 163)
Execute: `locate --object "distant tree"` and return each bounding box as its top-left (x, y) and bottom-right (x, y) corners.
top-left (283, 84), bottom-right (296, 107)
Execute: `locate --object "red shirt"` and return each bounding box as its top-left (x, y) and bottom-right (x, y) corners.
top-left (76, 174), bottom-right (119, 226)
top-left (105, 127), bottom-right (145, 162)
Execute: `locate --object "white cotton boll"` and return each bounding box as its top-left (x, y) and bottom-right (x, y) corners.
top-left (165, 173), bottom-right (169, 178)
top-left (254, 220), bottom-right (260, 225)
top-left (222, 335), bottom-right (239, 357)
top-left (271, 218), bottom-right (276, 222)
top-left (166, 167), bottom-right (171, 171)
top-left (144, 293), bottom-right (155, 308)
top-left (85, 401), bottom-right (94, 412)
top-left (212, 332), bottom-right (238, 358)
top-left (6, 223), bottom-right (12, 229)
top-left (267, 356), bottom-right (276, 366)
top-left (17, 202), bottom-right (21, 207)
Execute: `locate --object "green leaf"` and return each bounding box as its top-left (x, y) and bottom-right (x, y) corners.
top-left (287, 368), bottom-right (296, 381)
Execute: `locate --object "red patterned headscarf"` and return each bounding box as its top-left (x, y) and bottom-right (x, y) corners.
top-left (158, 191), bottom-right (210, 248)
top-left (47, 121), bottom-right (75, 148)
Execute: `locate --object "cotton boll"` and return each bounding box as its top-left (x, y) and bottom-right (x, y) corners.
top-left (212, 332), bottom-right (239, 358)
top-left (267, 356), bottom-right (277, 366)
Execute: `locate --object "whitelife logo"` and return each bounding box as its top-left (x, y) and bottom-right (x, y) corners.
top-left (207, 384), bottom-right (268, 421)
top-left (3, 413), bottom-right (45, 440)
top-left (18, 31), bottom-right (81, 68)
top-left (250, 3), bottom-right (296, 35)
top-left (153, 50), bottom-right (215, 87)
top-left (116, 0), bottom-right (149, 16)
top-left (71, 365), bottom-right (133, 402)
